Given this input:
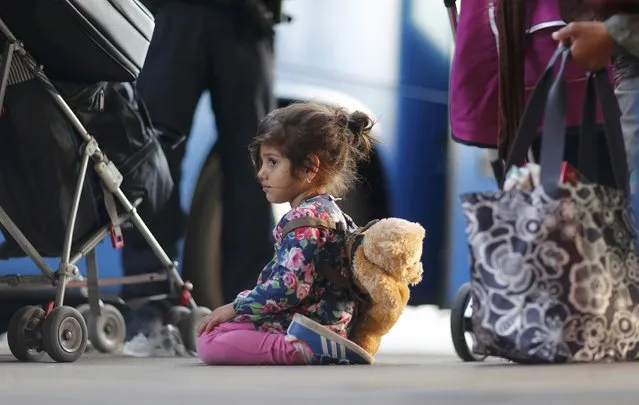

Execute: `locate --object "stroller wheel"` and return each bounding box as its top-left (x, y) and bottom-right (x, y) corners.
top-left (7, 306), bottom-right (46, 362)
top-left (450, 282), bottom-right (486, 362)
top-left (88, 304), bottom-right (126, 354)
top-left (76, 303), bottom-right (90, 323)
top-left (75, 304), bottom-right (93, 352)
top-left (164, 305), bottom-right (191, 327)
top-left (182, 306), bottom-right (211, 353)
top-left (42, 306), bottom-right (88, 363)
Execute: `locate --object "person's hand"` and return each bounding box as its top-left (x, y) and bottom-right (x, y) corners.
top-left (552, 22), bottom-right (616, 70)
top-left (197, 303), bottom-right (237, 336)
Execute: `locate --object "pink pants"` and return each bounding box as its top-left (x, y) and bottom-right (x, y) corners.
top-left (196, 322), bottom-right (307, 365)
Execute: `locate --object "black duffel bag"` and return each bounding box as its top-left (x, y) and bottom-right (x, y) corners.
top-left (0, 78), bottom-right (173, 258)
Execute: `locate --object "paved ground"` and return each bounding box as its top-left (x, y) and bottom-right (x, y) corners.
top-left (2, 301), bottom-right (639, 405)
top-left (2, 351), bottom-right (639, 405)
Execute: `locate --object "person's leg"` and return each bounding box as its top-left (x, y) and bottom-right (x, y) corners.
top-left (136, 1), bottom-right (208, 137)
top-left (618, 76), bottom-right (639, 244)
top-left (615, 76), bottom-right (639, 193)
top-left (196, 322), bottom-right (308, 365)
top-left (119, 1), bottom-right (208, 339)
top-left (205, 8), bottom-right (276, 301)
top-left (121, 1), bottom-right (208, 299)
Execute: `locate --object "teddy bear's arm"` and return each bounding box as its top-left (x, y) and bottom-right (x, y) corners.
top-left (350, 284), bottom-right (410, 355)
top-left (350, 269), bottom-right (410, 356)
top-left (360, 282), bottom-right (409, 331)
top-left (354, 247), bottom-right (411, 312)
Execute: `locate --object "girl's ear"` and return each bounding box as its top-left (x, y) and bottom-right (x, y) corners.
top-left (306, 154), bottom-right (320, 181)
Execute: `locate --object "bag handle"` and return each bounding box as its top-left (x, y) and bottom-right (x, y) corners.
top-left (503, 44), bottom-right (628, 194)
top-left (503, 44), bottom-right (570, 175)
top-left (539, 66), bottom-right (629, 193)
top-left (595, 71), bottom-right (629, 192)
top-left (577, 71), bottom-right (629, 193)
top-left (537, 47), bottom-right (571, 190)
top-left (577, 73), bottom-right (598, 182)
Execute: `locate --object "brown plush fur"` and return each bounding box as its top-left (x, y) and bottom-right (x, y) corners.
top-left (349, 218), bottom-right (425, 356)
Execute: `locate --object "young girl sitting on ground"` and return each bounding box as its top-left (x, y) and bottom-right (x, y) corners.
top-left (196, 102), bottom-right (378, 365)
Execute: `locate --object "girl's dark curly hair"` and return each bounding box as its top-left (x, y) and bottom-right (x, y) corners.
top-left (249, 102), bottom-right (379, 196)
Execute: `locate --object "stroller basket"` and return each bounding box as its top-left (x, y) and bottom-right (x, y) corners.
top-left (0, 5), bottom-right (211, 364)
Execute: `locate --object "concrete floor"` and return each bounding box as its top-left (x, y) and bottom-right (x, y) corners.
top-left (1, 351), bottom-right (639, 405)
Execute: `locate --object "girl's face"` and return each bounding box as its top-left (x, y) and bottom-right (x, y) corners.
top-left (257, 145), bottom-right (314, 206)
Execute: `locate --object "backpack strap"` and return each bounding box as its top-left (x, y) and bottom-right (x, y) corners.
top-left (345, 219), bottom-right (379, 265)
top-left (280, 217), bottom-right (349, 289)
top-left (281, 217), bottom-right (345, 238)
top-left (279, 215), bottom-right (376, 315)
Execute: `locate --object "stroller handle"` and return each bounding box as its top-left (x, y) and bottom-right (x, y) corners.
top-left (443, 0), bottom-right (458, 36)
top-left (0, 18), bottom-right (16, 42)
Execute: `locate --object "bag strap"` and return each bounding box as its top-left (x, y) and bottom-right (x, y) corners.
top-left (538, 60), bottom-right (628, 192)
top-left (112, 82), bottom-right (155, 132)
top-left (578, 73), bottom-right (599, 182)
top-left (134, 89), bottom-right (156, 132)
top-left (279, 208), bottom-right (380, 321)
top-left (281, 217), bottom-right (345, 238)
top-left (280, 217), bottom-right (357, 292)
top-left (503, 43), bottom-right (629, 193)
top-left (537, 46), bottom-right (571, 190)
top-left (594, 71), bottom-right (629, 193)
top-left (503, 44), bottom-right (569, 176)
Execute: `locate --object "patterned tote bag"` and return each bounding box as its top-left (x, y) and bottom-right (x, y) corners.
top-left (460, 45), bottom-right (638, 364)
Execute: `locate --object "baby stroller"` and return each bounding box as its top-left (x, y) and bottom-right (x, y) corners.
top-left (0, 0), bottom-right (211, 363)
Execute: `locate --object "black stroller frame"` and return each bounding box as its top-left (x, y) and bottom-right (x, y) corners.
top-left (444, 0), bottom-right (490, 363)
top-left (0, 18), bottom-right (210, 363)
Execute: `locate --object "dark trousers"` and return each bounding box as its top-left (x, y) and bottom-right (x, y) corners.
top-left (121, 1), bottom-right (275, 302)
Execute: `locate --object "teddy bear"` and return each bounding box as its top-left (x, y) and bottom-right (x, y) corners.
top-left (348, 217), bottom-right (426, 356)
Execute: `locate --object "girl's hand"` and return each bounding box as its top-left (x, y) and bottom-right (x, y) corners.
top-left (197, 303), bottom-right (237, 336)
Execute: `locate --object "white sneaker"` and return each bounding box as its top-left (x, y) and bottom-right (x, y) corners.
top-left (122, 324), bottom-right (187, 357)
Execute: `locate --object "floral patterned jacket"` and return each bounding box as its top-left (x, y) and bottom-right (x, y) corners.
top-left (231, 195), bottom-right (356, 337)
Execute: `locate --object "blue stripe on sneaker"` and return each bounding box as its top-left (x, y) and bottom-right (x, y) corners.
top-left (287, 314), bottom-right (374, 365)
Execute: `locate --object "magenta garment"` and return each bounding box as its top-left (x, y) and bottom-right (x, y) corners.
top-left (449, 0), bottom-right (499, 148)
top-left (196, 321), bottom-right (306, 365)
top-left (449, 0), bottom-right (610, 148)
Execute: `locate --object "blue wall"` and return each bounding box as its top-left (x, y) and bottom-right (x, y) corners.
top-left (395, 0), bottom-right (452, 305)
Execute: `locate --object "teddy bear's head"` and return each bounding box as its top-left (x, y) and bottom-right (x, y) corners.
top-left (360, 218), bottom-right (425, 285)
